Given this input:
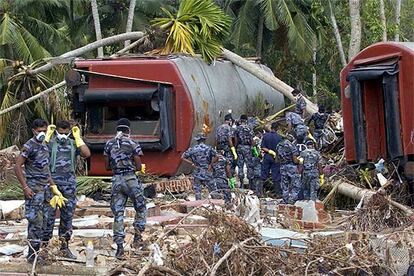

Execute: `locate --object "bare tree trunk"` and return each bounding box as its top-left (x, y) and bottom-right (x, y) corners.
top-left (379, 0), bottom-right (387, 41)
top-left (125, 0), bottom-right (137, 49)
top-left (348, 0), bottom-right (362, 61)
top-left (395, 0), bottom-right (402, 41)
top-left (27, 32), bottom-right (144, 75)
top-left (91, 0), bottom-right (104, 57)
top-left (328, 0), bottom-right (347, 67)
top-left (222, 48), bottom-right (318, 114)
top-left (256, 15), bottom-right (264, 58)
top-left (312, 40), bottom-right (317, 100)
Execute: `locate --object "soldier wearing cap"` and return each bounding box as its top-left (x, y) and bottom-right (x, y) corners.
top-left (215, 114), bottom-right (238, 177)
top-left (298, 139), bottom-right (324, 201)
top-left (42, 120), bottom-right (90, 259)
top-left (235, 114), bottom-right (254, 188)
top-left (104, 118), bottom-right (146, 258)
top-left (182, 133), bottom-right (217, 200)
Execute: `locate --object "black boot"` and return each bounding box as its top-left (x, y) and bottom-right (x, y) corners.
top-left (60, 238), bottom-right (77, 259)
top-left (115, 243), bottom-right (124, 259)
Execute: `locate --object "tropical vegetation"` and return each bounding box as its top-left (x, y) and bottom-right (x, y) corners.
top-left (0, 0), bottom-right (414, 147)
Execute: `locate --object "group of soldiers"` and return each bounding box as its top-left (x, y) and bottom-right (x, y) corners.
top-left (182, 88), bottom-right (330, 205)
top-left (14, 89), bottom-right (329, 264)
top-left (15, 118), bottom-right (146, 263)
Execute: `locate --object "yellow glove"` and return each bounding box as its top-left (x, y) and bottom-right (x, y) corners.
top-left (319, 174), bottom-right (325, 187)
top-left (230, 146), bottom-right (238, 160)
top-left (140, 164), bottom-right (146, 174)
top-left (72, 126), bottom-right (85, 148)
top-left (268, 150), bottom-right (277, 158)
top-left (50, 185), bottom-right (68, 208)
top-left (45, 124), bottom-right (56, 143)
top-left (297, 157), bottom-right (304, 165)
top-left (307, 132), bottom-right (317, 143)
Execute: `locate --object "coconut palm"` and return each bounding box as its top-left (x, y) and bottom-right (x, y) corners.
top-left (152, 0), bottom-right (232, 62)
top-left (225, 0), bottom-right (316, 60)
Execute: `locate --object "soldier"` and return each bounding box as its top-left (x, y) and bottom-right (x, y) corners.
top-left (251, 135), bottom-right (263, 197)
top-left (261, 122), bottom-right (282, 196)
top-left (276, 136), bottom-right (302, 204)
top-left (182, 133), bottom-right (218, 200)
top-left (292, 88), bottom-right (306, 117)
top-left (42, 120), bottom-right (90, 259)
top-left (215, 114), bottom-right (238, 178)
top-left (14, 119), bottom-right (55, 263)
top-left (210, 150), bottom-right (232, 205)
top-left (235, 115), bottom-right (254, 188)
top-left (299, 140), bottom-right (324, 201)
top-left (286, 111), bottom-right (308, 144)
top-left (104, 118), bottom-right (146, 258)
top-left (308, 105), bottom-right (329, 149)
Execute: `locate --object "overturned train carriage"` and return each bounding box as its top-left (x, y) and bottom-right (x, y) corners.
top-left (341, 42), bottom-right (414, 177)
top-left (67, 56), bottom-right (284, 176)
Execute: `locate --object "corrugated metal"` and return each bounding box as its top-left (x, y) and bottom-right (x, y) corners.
top-left (172, 56), bottom-right (284, 145)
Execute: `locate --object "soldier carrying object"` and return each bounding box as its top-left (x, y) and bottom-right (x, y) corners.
top-left (298, 139), bottom-right (324, 201)
top-left (307, 105), bottom-right (329, 149)
top-left (104, 118), bottom-right (146, 259)
top-left (261, 122), bottom-right (282, 196)
top-left (15, 119), bottom-right (54, 264)
top-left (182, 133), bottom-right (218, 200)
top-left (210, 149), bottom-right (232, 205)
top-left (42, 120), bottom-right (90, 259)
top-left (292, 88), bottom-right (307, 118)
top-left (235, 114), bottom-right (254, 188)
top-left (215, 114), bottom-right (238, 177)
top-left (276, 136), bottom-right (302, 204)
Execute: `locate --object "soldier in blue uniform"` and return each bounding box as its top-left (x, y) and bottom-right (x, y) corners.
top-left (276, 136), bottom-right (302, 204)
top-left (210, 150), bottom-right (232, 204)
top-left (15, 119), bottom-right (54, 263)
top-left (42, 120), bottom-right (90, 259)
top-left (251, 135), bottom-right (263, 197)
top-left (292, 88), bottom-right (307, 117)
top-left (308, 105), bottom-right (329, 149)
top-left (104, 118), bottom-right (146, 258)
top-left (182, 133), bottom-right (217, 200)
top-left (235, 115), bottom-right (254, 188)
top-left (261, 122), bottom-right (282, 195)
top-left (215, 114), bottom-right (238, 178)
top-left (299, 140), bottom-right (324, 201)
top-left (286, 111), bottom-right (308, 144)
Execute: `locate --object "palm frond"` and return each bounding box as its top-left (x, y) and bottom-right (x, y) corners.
top-left (0, 13), bottom-right (17, 45)
top-left (257, 0), bottom-right (279, 31)
top-left (229, 0), bottom-right (258, 49)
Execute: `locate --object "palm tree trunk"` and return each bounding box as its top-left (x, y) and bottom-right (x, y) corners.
top-left (125, 0), bottom-right (137, 49)
top-left (222, 48), bottom-right (318, 114)
top-left (28, 32), bottom-right (145, 75)
top-left (256, 15), bottom-right (264, 58)
top-left (379, 0), bottom-right (387, 41)
top-left (312, 40), bottom-right (317, 101)
top-left (348, 0), bottom-right (362, 61)
top-left (328, 0), bottom-right (347, 67)
top-left (91, 0), bottom-right (104, 57)
top-left (395, 0), bottom-right (402, 41)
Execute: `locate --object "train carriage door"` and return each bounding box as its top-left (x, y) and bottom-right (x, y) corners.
top-left (347, 59), bottom-right (402, 163)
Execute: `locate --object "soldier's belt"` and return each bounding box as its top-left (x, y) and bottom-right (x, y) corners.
top-left (114, 170), bottom-right (135, 175)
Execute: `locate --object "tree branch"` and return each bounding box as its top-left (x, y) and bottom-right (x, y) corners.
top-left (27, 32), bottom-right (145, 76)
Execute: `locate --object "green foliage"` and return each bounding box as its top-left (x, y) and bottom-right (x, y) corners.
top-left (152, 0), bottom-right (232, 62)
